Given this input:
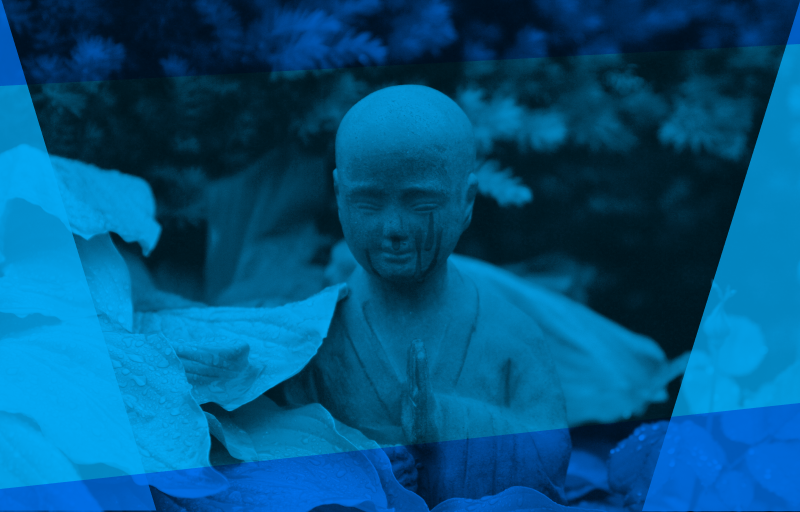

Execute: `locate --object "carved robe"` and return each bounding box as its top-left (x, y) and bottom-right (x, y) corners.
top-left (272, 273), bottom-right (571, 508)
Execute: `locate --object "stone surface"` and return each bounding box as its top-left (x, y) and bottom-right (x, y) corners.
top-left (274, 85), bottom-right (572, 508)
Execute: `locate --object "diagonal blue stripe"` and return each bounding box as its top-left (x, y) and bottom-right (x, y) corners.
top-left (0, 0), bottom-right (24, 86)
top-left (645, 2), bottom-right (800, 509)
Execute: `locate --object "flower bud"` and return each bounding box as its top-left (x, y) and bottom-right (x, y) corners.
top-left (703, 286), bottom-right (735, 341)
top-left (703, 301), bottom-right (730, 340)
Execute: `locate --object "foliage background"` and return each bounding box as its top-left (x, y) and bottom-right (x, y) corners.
top-left (5, 0), bottom-right (796, 404)
top-left (5, 1), bottom-right (800, 510)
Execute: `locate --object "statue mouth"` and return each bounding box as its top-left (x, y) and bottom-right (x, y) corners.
top-left (380, 250), bottom-right (414, 263)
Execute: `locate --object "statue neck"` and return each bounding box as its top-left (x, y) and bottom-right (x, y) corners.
top-left (359, 259), bottom-right (452, 315)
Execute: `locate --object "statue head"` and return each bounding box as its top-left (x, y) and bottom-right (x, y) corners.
top-left (333, 85), bottom-right (478, 285)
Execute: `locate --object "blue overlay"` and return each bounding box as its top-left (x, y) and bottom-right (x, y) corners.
top-left (645, 13), bottom-right (800, 512)
top-left (0, 5), bottom-right (153, 508)
top-left (3, 0), bottom-right (800, 511)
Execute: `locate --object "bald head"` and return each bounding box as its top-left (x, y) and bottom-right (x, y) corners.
top-left (333, 86), bottom-right (480, 284)
top-left (335, 85), bottom-right (476, 182)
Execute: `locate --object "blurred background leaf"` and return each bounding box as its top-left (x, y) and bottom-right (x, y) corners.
top-left (7, 0), bottom-right (794, 418)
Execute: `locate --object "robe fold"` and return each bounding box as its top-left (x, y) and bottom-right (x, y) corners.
top-left (272, 274), bottom-right (571, 508)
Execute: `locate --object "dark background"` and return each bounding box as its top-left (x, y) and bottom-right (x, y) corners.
top-left (6, 0), bottom-right (796, 412)
top-left (24, 49), bottom-right (782, 364)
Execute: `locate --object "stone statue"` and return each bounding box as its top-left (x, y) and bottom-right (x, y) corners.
top-left (270, 85), bottom-right (571, 508)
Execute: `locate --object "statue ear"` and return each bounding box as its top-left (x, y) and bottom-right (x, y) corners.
top-left (462, 173), bottom-right (479, 231)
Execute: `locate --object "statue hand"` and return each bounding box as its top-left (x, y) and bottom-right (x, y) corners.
top-left (402, 339), bottom-right (439, 445)
top-left (382, 445), bottom-right (419, 492)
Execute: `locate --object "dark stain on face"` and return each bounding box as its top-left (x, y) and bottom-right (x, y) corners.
top-left (419, 227), bottom-right (443, 281)
top-left (414, 227), bottom-right (424, 277)
top-left (364, 250), bottom-right (379, 276)
top-left (361, 210), bottom-right (445, 282)
top-left (413, 212), bottom-right (443, 282)
top-left (424, 212), bottom-right (435, 251)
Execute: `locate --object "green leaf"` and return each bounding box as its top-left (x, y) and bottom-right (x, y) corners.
top-left (204, 411), bottom-right (258, 462)
top-left (0, 411), bottom-right (96, 507)
top-left (194, 395), bottom-right (425, 512)
top-left (0, 321), bottom-right (144, 479)
top-left (118, 246), bottom-right (206, 313)
top-left (0, 145), bottom-right (146, 485)
top-left (450, 254), bottom-right (685, 425)
top-left (0, 164), bottom-right (94, 323)
top-left (608, 421), bottom-right (669, 508)
top-left (0, 240), bottom-right (94, 323)
top-left (0, 144), bottom-right (160, 258)
top-left (229, 395), bottom-right (369, 460)
top-left (474, 160), bottom-right (533, 208)
top-left (715, 315), bottom-right (767, 377)
top-left (134, 284), bottom-right (347, 410)
top-left (720, 406), bottom-right (799, 444)
top-left (658, 77), bottom-right (754, 161)
top-left (746, 441), bottom-right (800, 506)
top-left (49, 152), bottom-right (161, 255)
top-left (663, 420), bottom-right (726, 487)
top-left (0, 145), bottom-right (72, 263)
top-left (678, 350), bottom-right (740, 414)
top-left (714, 470), bottom-right (754, 510)
top-left (456, 89), bottom-right (524, 155)
top-left (99, 315), bottom-right (221, 494)
top-left (744, 360), bottom-right (800, 409)
top-left (431, 486), bottom-right (579, 512)
top-left (75, 233), bottom-right (134, 332)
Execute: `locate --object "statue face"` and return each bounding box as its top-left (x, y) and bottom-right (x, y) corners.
top-left (335, 152), bottom-right (473, 284)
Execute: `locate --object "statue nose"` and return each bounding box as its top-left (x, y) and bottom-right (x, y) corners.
top-left (383, 211), bottom-right (406, 237)
top-left (382, 212), bottom-right (411, 251)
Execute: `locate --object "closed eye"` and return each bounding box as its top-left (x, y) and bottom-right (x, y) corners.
top-left (413, 204), bottom-right (439, 212)
top-left (354, 202), bottom-right (381, 211)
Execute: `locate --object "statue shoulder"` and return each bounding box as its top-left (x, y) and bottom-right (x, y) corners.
top-left (474, 281), bottom-right (565, 386)
top-left (473, 280), bottom-right (569, 428)
top-left (475, 282), bottom-right (547, 350)
top-left (452, 255), bottom-right (550, 356)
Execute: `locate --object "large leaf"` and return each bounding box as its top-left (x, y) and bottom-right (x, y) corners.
top-left (746, 441), bottom-right (800, 506)
top-left (431, 486), bottom-right (587, 512)
top-left (564, 449), bottom-right (610, 502)
top-left (228, 396), bottom-right (371, 460)
top-left (49, 153), bottom-right (161, 255)
top-left (0, 145), bottom-right (161, 258)
top-left (0, 197), bottom-right (95, 323)
top-left (75, 233), bottom-right (134, 332)
top-left (713, 470), bottom-right (754, 511)
top-left (678, 350), bottom-right (741, 414)
top-left (644, 419), bottom-right (727, 511)
top-left (720, 405), bottom-right (799, 444)
top-left (0, 412), bottom-right (95, 505)
top-left (204, 412), bottom-right (258, 462)
top-left (134, 284), bottom-right (347, 410)
top-left (118, 246), bottom-right (206, 313)
top-left (744, 359), bottom-right (800, 409)
top-left (660, 420), bottom-right (726, 488)
top-left (773, 409), bottom-right (800, 440)
top-left (333, 422), bottom-right (429, 512)
top-left (325, 243), bottom-right (688, 425)
top-left (178, 395), bottom-right (428, 512)
top-left (99, 315), bottom-right (226, 498)
top-left (450, 254), bottom-right (688, 425)
top-left (0, 145), bottom-right (71, 267)
top-left (0, 321), bottom-right (144, 477)
top-left (608, 421), bottom-right (668, 510)
top-left (714, 315), bottom-right (767, 377)
top-left (0, 244), bottom-right (94, 323)
top-left (0, 145), bottom-right (146, 487)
